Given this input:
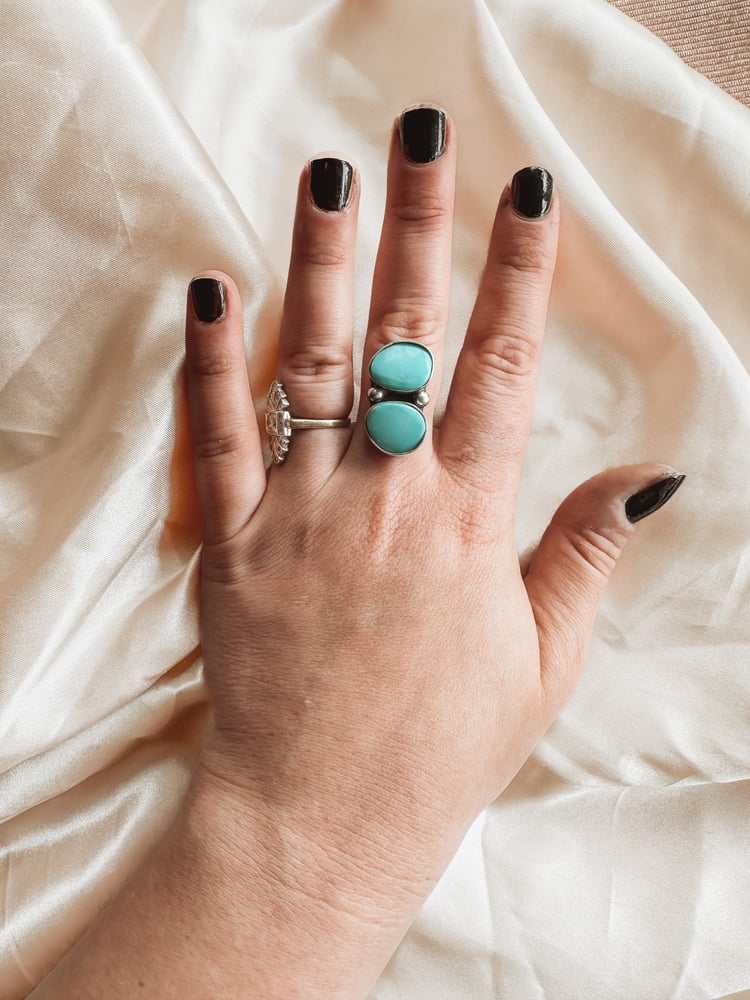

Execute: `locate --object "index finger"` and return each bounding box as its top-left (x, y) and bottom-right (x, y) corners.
top-left (185, 272), bottom-right (266, 546)
top-left (438, 167), bottom-right (558, 505)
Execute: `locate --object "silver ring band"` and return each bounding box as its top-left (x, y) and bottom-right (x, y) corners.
top-left (287, 417), bottom-right (351, 430)
top-left (266, 380), bottom-right (351, 463)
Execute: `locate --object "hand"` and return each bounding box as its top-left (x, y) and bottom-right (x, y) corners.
top-left (183, 106), bottom-right (683, 991)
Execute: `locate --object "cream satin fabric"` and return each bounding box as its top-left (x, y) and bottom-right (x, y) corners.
top-left (2, 1), bottom-right (749, 997)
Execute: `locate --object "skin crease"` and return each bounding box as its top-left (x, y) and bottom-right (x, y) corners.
top-left (28, 107), bottom-right (683, 999)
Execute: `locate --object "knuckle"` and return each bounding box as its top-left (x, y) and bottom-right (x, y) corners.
top-left (193, 426), bottom-right (247, 462)
top-left (493, 236), bottom-right (554, 281)
top-left (563, 522), bottom-right (626, 582)
top-left (372, 306), bottom-right (444, 346)
top-left (188, 350), bottom-right (236, 380)
top-left (283, 346), bottom-right (351, 384)
top-left (295, 239), bottom-right (349, 270)
top-left (390, 192), bottom-right (450, 230)
top-left (438, 467), bottom-right (507, 545)
top-left (475, 327), bottom-right (539, 385)
top-left (441, 438), bottom-right (484, 478)
top-left (200, 543), bottom-right (248, 587)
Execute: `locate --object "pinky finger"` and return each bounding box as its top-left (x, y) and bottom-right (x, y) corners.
top-left (185, 271), bottom-right (266, 546)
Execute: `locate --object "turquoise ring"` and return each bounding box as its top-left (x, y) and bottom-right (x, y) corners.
top-left (365, 342), bottom-right (433, 456)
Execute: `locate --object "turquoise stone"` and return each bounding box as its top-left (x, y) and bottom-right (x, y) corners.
top-left (369, 342), bottom-right (433, 392)
top-left (366, 401), bottom-right (427, 455)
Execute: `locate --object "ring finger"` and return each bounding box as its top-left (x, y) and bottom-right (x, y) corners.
top-left (275, 153), bottom-right (360, 479)
top-left (354, 104), bottom-right (456, 467)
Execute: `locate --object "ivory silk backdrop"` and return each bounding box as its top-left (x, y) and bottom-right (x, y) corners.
top-left (2, 1), bottom-right (750, 997)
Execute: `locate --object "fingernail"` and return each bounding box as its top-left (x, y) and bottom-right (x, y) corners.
top-left (399, 107), bottom-right (446, 163)
top-left (309, 157), bottom-right (354, 211)
top-left (511, 166), bottom-right (554, 219)
top-left (190, 277), bottom-right (225, 323)
top-left (625, 473), bottom-right (686, 524)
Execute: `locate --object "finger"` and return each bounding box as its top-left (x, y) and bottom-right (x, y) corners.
top-left (275, 155), bottom-right (359, 477)
top-left (185, 272), bottom-right (265, 546)
top-left (439, 167), bottom-right (558, 501)
top-left (355, 105), bottom-right (456, 464)
top-left (524, 463), bottom-right (685, 715)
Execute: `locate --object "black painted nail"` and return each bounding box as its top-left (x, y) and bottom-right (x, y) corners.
top-left (511, 166), bottom-right (554, 219)
top-left (190, 277), bottom-right (225, 323)
top-left (625, 473), bottom-right (686, 524)
top-left (310, 158), bottom-right (353, 212)
top-left (399, 107), bottom-right (446, 163)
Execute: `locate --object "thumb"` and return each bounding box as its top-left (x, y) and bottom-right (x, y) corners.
top-left (523, 463), bottom-right (685, 712)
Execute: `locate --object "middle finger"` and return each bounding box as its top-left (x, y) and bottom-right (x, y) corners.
top-left (355, 105), bottom-right (456, 465)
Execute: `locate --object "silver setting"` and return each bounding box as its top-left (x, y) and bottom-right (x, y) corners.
top-left (415, 389), bottom-right (430, 409)
top-left (265, 381), bottom-right (292, 463)
top-left (368, 386), bottom-right (385, 403)
top-left (265, 380), bottom-right (351, 464)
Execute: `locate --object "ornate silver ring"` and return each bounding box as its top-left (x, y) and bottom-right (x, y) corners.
top-left (265, 380), bottom-right (351, 463)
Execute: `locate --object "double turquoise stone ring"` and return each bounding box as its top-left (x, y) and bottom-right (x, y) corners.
top-left (365, 342), bottom-right (433, 455)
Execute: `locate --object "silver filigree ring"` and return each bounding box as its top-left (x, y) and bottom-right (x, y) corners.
top-left (265, 380), bottom-right (352, 463)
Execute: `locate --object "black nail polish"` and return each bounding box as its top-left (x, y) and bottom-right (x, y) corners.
top-left (511, 166), bottom-right (554, 219)
top-left (399, 107), bottom-right (446, 163)
top-left (190, 277), bottom-right (225, 323)
top-left (625, 473), bottom-right (686, 524)
top-left (310, 158), bottom-right (353, 212)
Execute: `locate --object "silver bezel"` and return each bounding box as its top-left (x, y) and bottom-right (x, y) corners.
top-left (364, 401), bottom-right (427, 456)
top-left (368, 342), bottom-right (434, 395)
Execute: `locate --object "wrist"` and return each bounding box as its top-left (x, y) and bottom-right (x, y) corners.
top-left (184, 759), bottom-right (434, 998)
